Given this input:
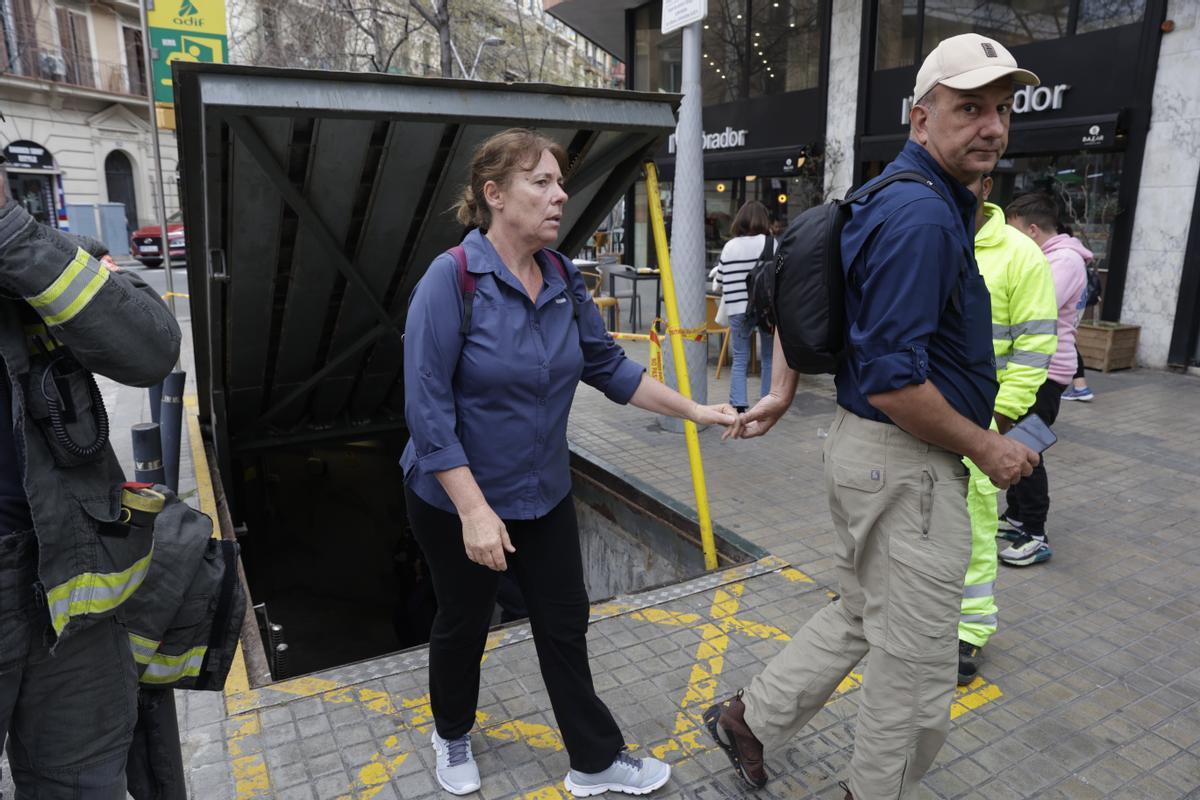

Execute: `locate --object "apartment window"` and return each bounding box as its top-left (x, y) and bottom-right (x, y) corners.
top-left (122, 25), bottom-right (146, 95)
top-left (56, 8), bottom-right (95, 87)
top-left (5, 0), bottom-right (36, 75)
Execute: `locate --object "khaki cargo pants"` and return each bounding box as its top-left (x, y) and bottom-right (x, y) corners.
top-left (742, 406), bottom-right (971, 799)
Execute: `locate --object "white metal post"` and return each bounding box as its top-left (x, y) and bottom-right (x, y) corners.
top-left (659, 19), bottom-right (707, 431)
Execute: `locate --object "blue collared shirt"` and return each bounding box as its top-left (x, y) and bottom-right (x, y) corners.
top-left (401, 229), bottom-right (645, 518)
top-left (836, 140), bottom-right (998, 428)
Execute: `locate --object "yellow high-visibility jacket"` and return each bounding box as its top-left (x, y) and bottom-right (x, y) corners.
top-left (974, 203), bottom-right (1058, 422)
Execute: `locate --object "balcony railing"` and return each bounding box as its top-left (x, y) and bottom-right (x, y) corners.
top-left (2, 38), bottom-right (147, 97)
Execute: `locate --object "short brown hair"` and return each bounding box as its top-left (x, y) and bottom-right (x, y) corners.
top-left (1005, 192), bottom-right (1059, 231)
top-left (454, 128), bottom-right (568, 229)
top-left (730, 200), bottom-right (771, 237)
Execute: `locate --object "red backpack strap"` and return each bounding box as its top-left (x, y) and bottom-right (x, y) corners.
top-left (449, 245), bottom-right (477, 335)
top-left (544, 250), bottom-right (578, 319)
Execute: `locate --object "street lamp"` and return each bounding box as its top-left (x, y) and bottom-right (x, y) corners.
top-left (469, 36), bottom-right (505, 79)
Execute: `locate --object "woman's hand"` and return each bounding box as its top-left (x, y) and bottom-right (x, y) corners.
top-left (692, 402), bottom-right (737, 428)
top-left (460, 504), bottom-right (516, 571)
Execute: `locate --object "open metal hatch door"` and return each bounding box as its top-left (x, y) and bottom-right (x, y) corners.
top-left (174, 63), bottom-right (679, 483)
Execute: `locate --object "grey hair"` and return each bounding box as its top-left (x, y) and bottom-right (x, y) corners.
top-left (908, 86), bottom-right (939, 140)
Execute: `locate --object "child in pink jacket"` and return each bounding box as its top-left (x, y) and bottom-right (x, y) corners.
top-left (999, 194), bottom-right (1090, 566)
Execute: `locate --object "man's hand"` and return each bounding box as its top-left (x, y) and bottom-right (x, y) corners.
top-left (723, 392), bottom-right (790, 440)
top-left (460, 503), bottom-right (515, 571)
top-left (971, 430), bottom-right (1039, 489)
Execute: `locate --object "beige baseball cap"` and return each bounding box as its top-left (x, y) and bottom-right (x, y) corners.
top-left (914, 33), bottom-right (1039, 103)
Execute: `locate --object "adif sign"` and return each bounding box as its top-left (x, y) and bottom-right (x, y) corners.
top-left (900, 83), bottom-right (1071, 124)
top-left (662, 0), bottom-right (707, 34)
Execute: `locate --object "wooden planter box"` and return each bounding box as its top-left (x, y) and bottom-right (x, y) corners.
top-left (1076, 321), bottom-right (1140, 372)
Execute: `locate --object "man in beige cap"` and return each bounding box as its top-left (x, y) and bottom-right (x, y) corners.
top-left (704, 34), bottom-right (1041, 799)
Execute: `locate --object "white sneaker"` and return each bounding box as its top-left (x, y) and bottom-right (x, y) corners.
top-left (431, 731), bottom-right (481, 795)
top-left (564, 751), bottom-right (671, 797)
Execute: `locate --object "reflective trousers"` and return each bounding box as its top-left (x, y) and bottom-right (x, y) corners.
top-left (0, 530), bottom-right (137, 799)
top-left (959, 459), bottom-right (999, 649)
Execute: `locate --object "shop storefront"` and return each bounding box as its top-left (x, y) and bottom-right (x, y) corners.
top-left (855, 0), bottom-right (1163, 324)
top-left (625, 0), bottom-right (831, 269)
top-left (3, 140), bottom-right (70, 230)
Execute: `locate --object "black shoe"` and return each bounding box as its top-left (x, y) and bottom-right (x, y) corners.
top-left (958, 640), bottom-right (981, 685)
top-left (733, 405), bottom-right (748, 414)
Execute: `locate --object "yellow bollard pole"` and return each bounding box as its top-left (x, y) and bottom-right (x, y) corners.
top-left (644, 161), bottom-right (719, 571)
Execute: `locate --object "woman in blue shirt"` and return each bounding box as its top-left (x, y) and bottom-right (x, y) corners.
top-left (402, 129), bottom-right (734, 797)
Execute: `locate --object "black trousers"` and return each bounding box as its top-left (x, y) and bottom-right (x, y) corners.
top-left (405, 488), bottom-right (624, 773)
top-left (1074, 346), bottom-right (1086, 380)
top-left (1004, 379), bottom-right (1067, 535)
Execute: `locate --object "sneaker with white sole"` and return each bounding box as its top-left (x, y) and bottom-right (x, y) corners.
top-left (999, 533), bottom-right (1052, 566)
top-left (564, 751), bottom-right (670, 797)
top-left (997, 514), bottom-right (1024, 542)
top-left (432, 731), bottom-right (481, 795)
top-left (1061, 386), bottom-right (1094, 402)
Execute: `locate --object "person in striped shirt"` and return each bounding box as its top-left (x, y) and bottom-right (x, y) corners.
top-left (713, 201), bottom-right (775, 413)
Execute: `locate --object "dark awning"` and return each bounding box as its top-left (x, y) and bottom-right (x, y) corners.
top-left (653, 143), bottom-right (812, 181)
top-left (858, 112), bottom-right (1127, 163)
top-left (173, 63), bottom-right (679, 463)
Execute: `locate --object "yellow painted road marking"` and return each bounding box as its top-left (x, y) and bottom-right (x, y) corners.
top-left (780, 567), bottom-right (815, 583)
top-left (227, 706), bottom-right (270, 798)
top-left (953, 677), bottom-right (1003, 719)
top-left (335, 735), bottom-right (410, 800)
top-left (214, 565), bottom-right (1005, 797)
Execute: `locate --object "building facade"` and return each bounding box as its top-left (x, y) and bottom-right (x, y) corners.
top-left (550, 0), bottom-right (1200, 370)
top-left (227, 0), bottom-right (622, 89)
top-left (0, 0), bottom-right (180, 252)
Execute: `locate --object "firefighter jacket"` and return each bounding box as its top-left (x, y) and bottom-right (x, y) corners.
top-left (0, 199), bottom-right (180, 643)
top-left (973, 202), bottom-right (1058, 423)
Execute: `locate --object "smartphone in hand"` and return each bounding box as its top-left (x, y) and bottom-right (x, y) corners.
top-left (1004, 414), bottom-right (1057, 454)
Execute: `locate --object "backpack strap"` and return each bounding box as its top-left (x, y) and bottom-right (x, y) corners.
top-left (842, 170), bottom-right (945, 205)
top-left (450, 246), bottom-right (578, 336)
top-left (448, 245), bottom-right (476, 336)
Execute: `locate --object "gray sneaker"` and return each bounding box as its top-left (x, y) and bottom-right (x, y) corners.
top-left (564, 751), bottom-right (670, 797)
top-left (431, 731), bottom-right (481, 795)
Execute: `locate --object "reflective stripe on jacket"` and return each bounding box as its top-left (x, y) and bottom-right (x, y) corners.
top-left (0, 200), bottom-right (180, 642)
top-left (974, 203), bottom-right (1058, 422)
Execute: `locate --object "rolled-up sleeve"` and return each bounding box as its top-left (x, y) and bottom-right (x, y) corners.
top-left (852, 220), bottom-right (960, 396)
top-left (403, 256), bottom-right (470, 474)
top-left (572, 270), bottom-right (644, 403)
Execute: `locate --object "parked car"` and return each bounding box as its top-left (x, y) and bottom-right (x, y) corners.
top-left (130, 211), bottom-right (186, 268)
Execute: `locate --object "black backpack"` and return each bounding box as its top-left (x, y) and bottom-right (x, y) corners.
top-left (743, 235), bottom-right (776, 335)
top-left (762, 171), bottom-right (944, 374)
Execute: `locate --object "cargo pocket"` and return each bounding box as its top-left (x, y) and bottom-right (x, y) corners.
top-left (885, 475), bottom-right (970, 662)
top-left (832, 460), bottom-right (885, 493)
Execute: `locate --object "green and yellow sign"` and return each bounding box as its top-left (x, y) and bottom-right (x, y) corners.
top-left (147, 0), bottom-right (227, 106)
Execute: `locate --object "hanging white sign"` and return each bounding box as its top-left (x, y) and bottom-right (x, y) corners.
top-left (662, 0), bottom-right (707, 35)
